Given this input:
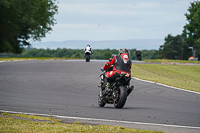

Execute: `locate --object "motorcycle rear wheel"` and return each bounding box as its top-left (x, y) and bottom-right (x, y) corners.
top-left (85, 55), bottom-right (90, 62)
top-left (114, 86), bottom-right (127, 108)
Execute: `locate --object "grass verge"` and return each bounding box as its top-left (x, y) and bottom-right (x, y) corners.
top-left (1, 112), bottom-right (61, 122)
top-left (0, 113), bottom-right (164, 133)
top-left (144, 59), bottom-right (200, 64)
top-left (131, 64), bottom-right (200, 93)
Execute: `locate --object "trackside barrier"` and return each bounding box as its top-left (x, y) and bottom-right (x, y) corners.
top-left (0, 53), bottom-right (21, 57)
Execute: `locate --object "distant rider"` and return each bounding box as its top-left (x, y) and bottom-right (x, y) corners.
top-left (136, 49), bottom-right (142, 61)
top-left (84, 45), bottom-right (93, 57)
top-left (100, 48), bottom-right (132, 93)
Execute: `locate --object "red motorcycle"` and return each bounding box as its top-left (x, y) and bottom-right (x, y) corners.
top-left (98, 67), bottom-right (134, 108)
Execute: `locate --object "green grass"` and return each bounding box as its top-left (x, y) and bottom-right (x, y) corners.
top-left (1, 112), bottom-right (61, 122)
top-left (0, 113), bottom-right (164, 133)
top-left (144, 59), bottom-right (200, 64)
top-left (131, 64), bottom-right (200, 93)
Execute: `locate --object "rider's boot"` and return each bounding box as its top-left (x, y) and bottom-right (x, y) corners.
top-left (105, 82), bottom-right (111, 93)
top-left (127, 85), bottom-right (134, 96)
top-left (103, 77), bottom-right (111, 93)
top-left (125, 85), bottom-right (129, 89)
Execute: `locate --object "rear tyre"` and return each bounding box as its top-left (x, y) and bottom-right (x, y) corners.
top-left (114, 86), bottom-right (127, 108)
top-left (138, 56), bottom-right (142, 61)
top-left (85, 55), bottom-right (90, 62)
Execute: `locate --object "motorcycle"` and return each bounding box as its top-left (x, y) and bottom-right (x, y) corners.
top-left (136, 52), bottom-right (142, 61)
top-left (98, 67), bottom-right (134, 108)
top-left (137, 55), bottom-right (142, 61)
top-left (85, 51), bottom-right (91, 62)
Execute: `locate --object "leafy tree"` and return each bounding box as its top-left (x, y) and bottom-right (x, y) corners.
top-left (157, 34), bottom-right (189, 60)
top-left (184, 1), bottom-right (200, 51)
top-left (142, 50), bottom-right (158, 60)
top-left (157, 1), bottom-right (200, 60)
top-left (0, 0), bottom-right (58, 54)
top-left (104, 51), bottom-right (112, 60)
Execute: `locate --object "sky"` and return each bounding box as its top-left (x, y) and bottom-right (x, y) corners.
top-left (36, 0), bottom-right (194, 43)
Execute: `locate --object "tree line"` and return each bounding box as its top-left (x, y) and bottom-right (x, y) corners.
top-left (21, 48), bottom-right (158, 60)
top-left (157, 1), bottom-right (200, 60)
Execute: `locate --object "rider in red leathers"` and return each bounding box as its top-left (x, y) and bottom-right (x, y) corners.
top-left (101, 48), bottom-right (133, 93)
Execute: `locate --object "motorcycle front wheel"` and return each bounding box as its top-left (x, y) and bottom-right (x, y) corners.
top-left (114, 86), bottom-right (127, 108)
top-left (98, 96), bottom-right (106, 107)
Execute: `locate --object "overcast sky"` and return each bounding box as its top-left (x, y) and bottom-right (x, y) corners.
top-left (39, 0), bottom-right (194, 42)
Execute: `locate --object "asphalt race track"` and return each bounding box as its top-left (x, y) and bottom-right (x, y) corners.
top-left (0, 60), bottom-right (200, 133)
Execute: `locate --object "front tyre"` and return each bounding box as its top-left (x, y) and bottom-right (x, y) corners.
top-left (85, 55), bottom-right (90, 62)
top-left (114, 86), bottom-right (127, 108)
top-left (98, 96), bottom-right (106, 107)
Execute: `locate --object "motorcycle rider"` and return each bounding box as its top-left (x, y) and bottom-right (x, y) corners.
top-left (136, 49), bottom-right (142, 61)
top-left (84, 45), bottom-right (93, 57)
top-left (100, 48), bottom-right (133, 94)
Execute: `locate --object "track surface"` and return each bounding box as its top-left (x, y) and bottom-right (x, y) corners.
top-left (0, 60), bottom-right (200, 132)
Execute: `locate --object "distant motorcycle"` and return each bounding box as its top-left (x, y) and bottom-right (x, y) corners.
top-left (136, 50), bottom-right (142, 61)
top-left (137, 54), bottom-right (142, 61)
top-left (98, 67), bottom-right (134, 108)
top-left (85, 51), bottom-right (91, 62)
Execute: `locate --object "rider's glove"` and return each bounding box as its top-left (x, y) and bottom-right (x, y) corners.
top-left (100, 67), bottom-right (104, 72)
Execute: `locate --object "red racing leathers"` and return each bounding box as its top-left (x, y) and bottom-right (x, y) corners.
top-left (103, 53), bottom-right (132, 80)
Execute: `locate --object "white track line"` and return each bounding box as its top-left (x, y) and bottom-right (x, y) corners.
top-left (0, 110), bottom-right (200, 129)
top-left (132, 77), bottom-right (200, 95)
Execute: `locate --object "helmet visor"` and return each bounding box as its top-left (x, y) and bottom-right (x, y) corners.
top-left (119, 48), bottom-right (130, 56)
